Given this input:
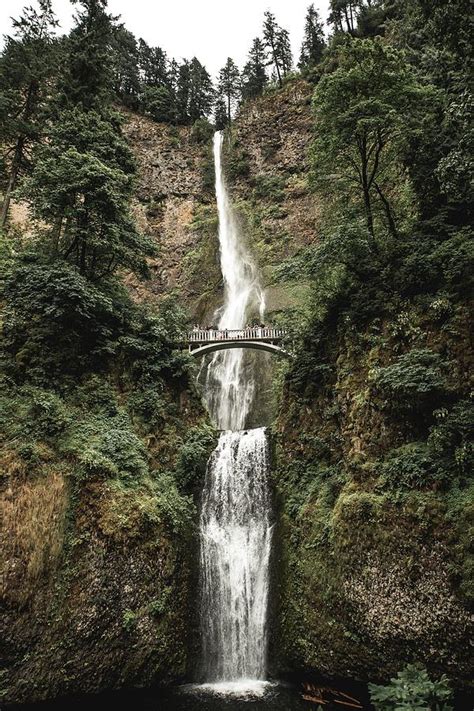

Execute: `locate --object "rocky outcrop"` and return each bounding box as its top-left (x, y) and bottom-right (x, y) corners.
top-left (0, 375), bottom-right (214, 705)
top-left (223, 80), bottom-right (319, 316)
top-left (122, 113), bottom-right (222, 321)
top-left (271, 308), bottom-right (473, 686)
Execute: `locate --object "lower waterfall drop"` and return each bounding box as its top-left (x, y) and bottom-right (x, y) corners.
top-left (197, 131), bottom-right (272, 694)
top-left (200, 429), bottom-right (272, 683)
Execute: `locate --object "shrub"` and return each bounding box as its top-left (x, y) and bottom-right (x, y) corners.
top-left (63, 412), bottom-right (148, 480)
top-left (371, 348), bottom-right (447, 408)
top-left (369, 664), bottom-right (453, 710)
top-left (225, 148), bottom-right (251, 181)
top-left (428, 399), bottom-right (474, 476)
top-left (253, 174), bottom-right (287, 202)
top-left (141, 85), bottom-right (175, 123)
top-left (150, 472), bottom-right (194, 534)
top-left (379, 443), bottom-right (438, 489)
top-left (175, 424), bottom-right (216, 490)
top-left (191, 118), bottom-right (214, 144)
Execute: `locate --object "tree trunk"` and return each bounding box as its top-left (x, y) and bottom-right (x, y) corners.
top-left (0, 137), bottom-right (25, 229)
top-left (374, 181), bottom-right (398, 238)
top-left (359, 138), bottom-right (376, 245)
top-left (270, 37), bottom-right (282, 87)
top-left (1, 80), bottom-right (39, 229)
top-left (363, 184), bottom-right (375, 240)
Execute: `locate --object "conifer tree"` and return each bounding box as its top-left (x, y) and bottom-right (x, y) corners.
top-left (217, 57), bottom-right (240, 124)
top-left (60, 0), bottom-right (114, 109)
top-left (0, 0), bottom-right (58, 228)
top-left (138, 39), bottom-right (168, 88)
top-left (176, 60), bottom-right (191, 124)
top-left (214, 97), bottom-right (228, 130)
top-left (22, 0), bottom-right (154, 281)
top-left (328, 0), bottom-right (362, 36)
top-left (263, 11), bottom-right (292, 87)
top-left (276, 28), bottom-right (293, 77)
top-left (242, 38), bottom-right (268, 99)
top-left (112, 26), bottom-right (140, 109)
top-left (299, 4), bottom-right (326, 69)
top-left (188, 58), bottom-right (214, 124)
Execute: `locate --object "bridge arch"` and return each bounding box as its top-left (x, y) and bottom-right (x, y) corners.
top-left (188, 340), bottom-right (292, 359)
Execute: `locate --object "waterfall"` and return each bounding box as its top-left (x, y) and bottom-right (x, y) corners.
top-left (198, 132), bottom-right (272, 693)
top-left (202, 131), bottom-right (265, 431)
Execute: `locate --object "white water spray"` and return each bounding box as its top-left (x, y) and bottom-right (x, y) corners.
top-left (198, 132), bottom-right (272, 693)
top-left (203, 132), bottom-right (265, 431)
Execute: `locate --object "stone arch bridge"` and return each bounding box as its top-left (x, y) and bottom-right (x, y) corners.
top-left (182, 328), bottom-right (291, 359)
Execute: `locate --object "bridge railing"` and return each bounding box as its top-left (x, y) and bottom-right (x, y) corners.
top-left (188, 327), bottom-right (286, 343)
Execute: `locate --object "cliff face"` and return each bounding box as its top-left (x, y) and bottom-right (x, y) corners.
top-left (2, 72), bottom-right (471, 705)
top-left (1, 362), bottom-right (215, 703)
top-left (122, 113), bottom-right (222, 322)
top-left (270, 308), bottom-right (472, 684)
top-left (222, 81), bottom-right (473, 685)
top-left (1, 380), bottom-right (214, 704)
top-left (222, 80), bottom-right (318, 318)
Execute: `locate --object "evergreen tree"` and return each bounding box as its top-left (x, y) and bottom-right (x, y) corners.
top-left (214, 96), bottom-right (228, 130)
top-left (22, 0), bottom-right (154, 281)
top-left (276, 28), bottom-right (293, 77)
top-left (217, 57), bottom-right (240, 124)
top-left (188, 58), bottom-right (214, 124)
top-left (242, 38), bottom-right (268, 100)
top-left (176, 60), bottom-right (191, 124)
top-left (0, 0), bottom-right (58, 228)
top-left (112, 26), bottom-right (140, 109)
top-left (263, 11), bottom-right (292, 87)
top-left (138, 39), bottom-right (168, 87)
top-left (60, 0), bottom-right (115, 109)
top-left (299, 4), bottom-right (326, 69)
top-left (141, 85), bottom-right (174, 123)
top-left (328, 0), bottom-right (362, 36)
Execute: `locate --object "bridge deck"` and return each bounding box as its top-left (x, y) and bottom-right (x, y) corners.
top-left (187, 327), bottom-right (285, 345)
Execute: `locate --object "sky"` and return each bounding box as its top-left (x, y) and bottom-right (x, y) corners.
top-left (0, 0), bottom-right (330, 78)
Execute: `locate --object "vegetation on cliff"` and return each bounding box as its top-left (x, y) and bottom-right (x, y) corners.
top-left (0, 1), bottom-right (215, 703)
top-left (0, 0), bottom-right (472, 704)
top-left (259, 0), bottom-right (473, 687)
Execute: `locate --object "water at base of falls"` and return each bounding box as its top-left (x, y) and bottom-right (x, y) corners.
top-left (199, 429), bottom-right (272, 684)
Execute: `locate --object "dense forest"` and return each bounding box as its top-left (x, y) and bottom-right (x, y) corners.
top-left (0, 0), bottom-right (472, 709)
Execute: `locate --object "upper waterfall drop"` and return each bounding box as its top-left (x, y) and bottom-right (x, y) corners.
top-left (203, 132), bottom-right (266, 431)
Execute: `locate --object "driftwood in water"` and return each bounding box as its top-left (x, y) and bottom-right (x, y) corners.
top-left (302, 682), bottom-right (363, 708)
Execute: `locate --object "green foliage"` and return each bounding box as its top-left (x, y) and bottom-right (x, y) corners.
top-left (60, 0), bottom-right (114, 109)
top-left (225, 146), bottom-right (251, 181)
top-left (263, 11), bottom-right (293, 87)
top-left (253, 174), bottom-right (287, 202)
top-left (371, 349), bottom-right (447, 407)
top-left (312, 37), bottom-right (437, 241)
top-left (141, 85), bottom-right (175, 123)
top-left (369, 664), bottom-right (453, 710)
top-left (122, 609), bottom-right (137, 632)
top-left (175, 425), bottom-right (216, 490)
top-left (190, 118), bottom-right (214, 144)
top-left (428, 400), bottom-right (474, 476)
top-left (64, 412), bottom-right (148, 480)
top-left (379, 443), bottom-right (437, 489)
top-left (0, 0), bottom-right (59, 227)
top-left (299, 4), bottom-right (326, 70)
top-left (242, 38), bottom-right (268, 100)
top-left (217, 57), bottom-right (240, 125)
top-left (22, 107), bottom-right (155, 280)
top-left (3, 260), bottom-right (119, 378)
